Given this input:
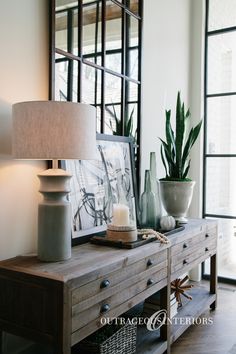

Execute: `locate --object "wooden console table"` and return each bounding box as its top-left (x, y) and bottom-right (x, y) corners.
top-left (0, 219), bottom-right (217, 354)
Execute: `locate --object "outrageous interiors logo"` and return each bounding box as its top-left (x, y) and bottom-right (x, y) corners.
top-left (101, 310), bottom-right (213, 331)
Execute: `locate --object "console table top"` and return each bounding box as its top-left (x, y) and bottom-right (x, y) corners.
top-left (0, 218), bottom-right (216, 284)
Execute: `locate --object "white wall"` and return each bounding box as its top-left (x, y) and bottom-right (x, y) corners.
top-left (0, 0), bottom-right (48, 260)
top-left (188, 0), bottom-right (205, 218)
top-left (141, 0), bottom-right (192, 186)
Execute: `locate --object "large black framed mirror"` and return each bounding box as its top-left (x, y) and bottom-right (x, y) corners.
top-left (49, 0), bottom-right (142, 181)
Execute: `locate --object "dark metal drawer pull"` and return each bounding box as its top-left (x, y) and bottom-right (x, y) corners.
top-left (147, 279), bottom-right (154, 286)
top-left (101, 304), bottom-right (110, 313)
top-left (205, 247), bottom-right (209, 252)
top-left (183, 259), bottom-right (188, 265)
top-left (100, 279), bottom-right (110, 289)
top-left (147, 259), bottom-right (154, 267)
top-left (183, 243), bottom-right (188, 249)
top-left (205, 234), bottom-right (209, 238)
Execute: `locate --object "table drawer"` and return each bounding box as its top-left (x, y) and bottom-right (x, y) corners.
top-left (171, 225), bottom-right (217, 261)
top-left (171, 230), bottom-right (216, 257)
top-left (72, 264), bottom-right (167, 332)
top-left (171, 239), bottom-right (217, 274)
top-left (72, 248), bottom-right (167, 306)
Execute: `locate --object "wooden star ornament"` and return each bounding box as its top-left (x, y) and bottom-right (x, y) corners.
top-left (171, 275), bottom-right (193, 307)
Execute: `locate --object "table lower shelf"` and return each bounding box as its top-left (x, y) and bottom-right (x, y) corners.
top-left (171, 285), bottom-right (216, 343)
top-left (136, 283), bottom-right (216, 354)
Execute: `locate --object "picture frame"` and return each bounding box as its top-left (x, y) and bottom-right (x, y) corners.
top-left (62, 134), bottom-right (138, 246)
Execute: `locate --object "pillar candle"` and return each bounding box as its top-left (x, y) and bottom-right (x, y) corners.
top-left (112, 203), bottom-right (130, 226)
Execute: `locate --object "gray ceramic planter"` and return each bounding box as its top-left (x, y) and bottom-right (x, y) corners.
top-left (159, 180), bottom-right (195, 223)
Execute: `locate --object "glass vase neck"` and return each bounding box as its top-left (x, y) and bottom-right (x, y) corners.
top-left (144, 170), bottom-right (152, 193)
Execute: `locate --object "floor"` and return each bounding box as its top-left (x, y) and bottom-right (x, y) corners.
top-left (171, 283), bottom-right (236, 354)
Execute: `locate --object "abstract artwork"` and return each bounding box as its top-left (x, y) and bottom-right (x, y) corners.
top-left (63, 134), bottom-right (137, 244)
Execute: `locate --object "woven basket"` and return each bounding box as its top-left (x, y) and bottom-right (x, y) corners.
top-left (74, 321), bottom-right (137, 354)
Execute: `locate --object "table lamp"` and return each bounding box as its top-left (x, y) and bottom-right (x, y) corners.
top-left (12, 101), bottom-right (96, 262)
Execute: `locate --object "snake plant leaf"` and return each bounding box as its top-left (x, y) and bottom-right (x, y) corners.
top-left (165, 109), bottom-right (176, 157)
top-left (182, 128), bottom-right (194, 169)
top-left (161, 144), bottom-right (168, 177)
top-left (159, 138), bottom-right (175, 177)
top-left (182, 120), bottom-right (202, 168)
top-left (125, 108), bottom-right (134, 136)
top-left (183, 159), bottom-right (191, 179)
top-left (159, 139), bottom-right (175, 164)
top-left (175, 92), bottom-right (185, 178)
top-left (185, 108), bottom-right (190, 119)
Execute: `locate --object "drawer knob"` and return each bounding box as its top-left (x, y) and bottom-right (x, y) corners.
top-left (100, 279), bottom-right (110, 289)
top-left (183, 243), bottom-right (188, 249)
top-left (147, 259), bottom-right (154, 267)
top-left (183, 259), bottom-right (188, 265)
top-left (101, 304), bottom-right (110, 313)
top-left (205, 233), bottom-right (209, 238)
top-left (205, 247), bottom-right (209, 252)
top-left (147, 278), bottom-right (154, 286)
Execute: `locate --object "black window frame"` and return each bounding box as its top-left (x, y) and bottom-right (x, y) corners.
top-left (49, 0), bottom-right (143, 188)
top-left (202, 0), bottom-right (236, 284)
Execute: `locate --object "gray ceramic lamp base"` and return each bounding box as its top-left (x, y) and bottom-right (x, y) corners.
top-left (37, 169), bottom-right (72, 262)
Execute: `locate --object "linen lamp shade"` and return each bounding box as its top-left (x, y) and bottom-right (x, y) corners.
top-left (11, 100), bottom-right (97, 262)
top-left (12, 101), bottom-right (96, 160)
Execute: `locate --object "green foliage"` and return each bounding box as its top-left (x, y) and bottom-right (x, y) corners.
top-left (159, 92), bottom-right (202, 180)
top-left (106, 105), bottom-right (137, 140)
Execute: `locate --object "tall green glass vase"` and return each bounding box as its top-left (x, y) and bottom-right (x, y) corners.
top-left (150, 152), bottom-right (162, 228)
top-left (140, 170), bottom-right (158, 229)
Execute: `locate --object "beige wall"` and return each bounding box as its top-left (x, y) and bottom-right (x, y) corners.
top-left (0, 0), bottom-right (202, 262)
top-left (0, 0), bottom-right (48, 260)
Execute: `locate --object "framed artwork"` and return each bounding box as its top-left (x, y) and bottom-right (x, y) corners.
top-left (62, 134), bottom-right (138, 245)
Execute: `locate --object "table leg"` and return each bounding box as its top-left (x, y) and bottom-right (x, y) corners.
top-left (210, 253), bottom-right (217, 310)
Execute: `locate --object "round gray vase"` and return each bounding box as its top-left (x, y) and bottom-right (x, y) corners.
top-left (159, 180), bottom-right (195, 223)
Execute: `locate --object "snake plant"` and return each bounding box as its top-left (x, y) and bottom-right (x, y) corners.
top-left (106, 105), bottom-right (136, 140)
top-left (159, 92), bottom-right (202, 181)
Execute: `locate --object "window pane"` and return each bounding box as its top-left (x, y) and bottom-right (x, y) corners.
top-left (55, 56), bottom-right (78, 101)
top-left (83, 0), bottom-right (96, 4)
top-left (105, 104), bottom-right (121, 135)
top-left (127, 80), bottom-right (138, 102)
top-left (105, 73), bottom-right (122, 134)
top-left (208, 0), bottom-right (236, 31)
top-left (208, 32), bottom-right (236, 94)
top-left (125, 0), bottom-right (139, 16)
top-left (55, 2), bottom-right (78, 55)
top-left (126, 15), bottom-right (139, 80)
top-left (207, 96), bottom-right (236, 154)
top-left (204, 218), bottom-right (236, 280)
top-left (82, 0), bottom-right (102, 63)
top-left (55, 55), bottom-right (69, 101)
top-left (56, 11), bottom-right (68, 52)
top-left (105, 73), bottom-right (122, 104)
top-left (106, 1), bottom-right (122, 74)
top-left (82, 64), bottom-right (101, 105)
top-left (56, 0), bottom-right (78, 10)
top-left (206, 157), bottom-right (236, 216)
top-left (96, 106), bottom-right (102, 133)
top-left (125, 81), bottom-right (138, 140)
top-left (72, 61), bottom-right (78, 102)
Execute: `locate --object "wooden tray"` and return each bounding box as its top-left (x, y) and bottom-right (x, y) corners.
top-left (90, 226), bottom-right (185, 249)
